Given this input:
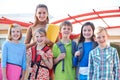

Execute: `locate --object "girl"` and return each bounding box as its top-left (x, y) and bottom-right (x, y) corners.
top-left (52, 21), bottom-right (77, 80)
top-left (88, 26), bottom-right (120, 80)
top-left (24, 4), bottom-right (59, 80)
top-left (1, 24), bottom-right (26, 80)
top-left (73, 22), bottom-right (98, 80)
top-left (28, 28), bottom-right (53, 80)
top-left (24, 4), bottom-right (60, 49)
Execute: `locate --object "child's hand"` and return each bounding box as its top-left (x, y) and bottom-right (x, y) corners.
top-left (28, 66), bottom-right (32, 73)
top-left (75, 51), bottom-right (80, 57)
top-left (58, 53), bottom-right (66, 61)
top-left (20, 77), bottom-right (24, 80)
top-left (40, 51), bottom-right (46, 60)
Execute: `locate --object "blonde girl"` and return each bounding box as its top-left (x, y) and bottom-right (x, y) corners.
top-left (1, 24), bottom-right (26, 80)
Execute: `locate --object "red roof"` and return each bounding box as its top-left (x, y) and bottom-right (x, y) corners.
top-left (51, 8), bottom-right (120, 29)
top-left (0, 8), bottom-right (120, 39)
top-left (0, 17), bottom-right (32, 27)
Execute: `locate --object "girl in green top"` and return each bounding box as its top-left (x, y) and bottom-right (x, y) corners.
top-left (52, 21), bottom-right (76, 80)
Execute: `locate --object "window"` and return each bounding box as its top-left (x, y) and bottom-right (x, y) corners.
top-left (0, 38), bottom-right (6, 51)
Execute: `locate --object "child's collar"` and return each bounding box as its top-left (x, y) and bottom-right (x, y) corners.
top-left (98, 44), bottom-right (110, 50)
top-left (60, 39), bottom-right (71, 44)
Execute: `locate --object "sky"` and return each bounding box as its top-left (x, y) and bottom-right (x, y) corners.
top-left (0, 0), bottom-right (120, 34)
top-left (0, 0), bottom-right (119, 16)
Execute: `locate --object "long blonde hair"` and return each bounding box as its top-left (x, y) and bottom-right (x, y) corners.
top-left (8, 23), bottom-right (22, 40)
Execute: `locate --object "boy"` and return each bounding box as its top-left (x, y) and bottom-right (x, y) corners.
top-left (88, 26), bottom-right (120, 80)
top-left (52, 21), bottom-right (77, 80)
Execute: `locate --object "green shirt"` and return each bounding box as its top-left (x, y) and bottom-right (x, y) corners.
top-left (52, 41), bottom-right (75, 80)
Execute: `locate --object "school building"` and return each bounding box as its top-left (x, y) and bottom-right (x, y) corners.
top-left (0, 8), bottom-right (120, 59)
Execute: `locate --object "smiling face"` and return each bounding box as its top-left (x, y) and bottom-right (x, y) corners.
top-left (82, 25), bottom-right (94, 41)
top-left (61, 25), bottom-right (72, 38)
top-left (11, 27), bottom-right (21, 41)
top-left (36, 7), bottom-right (48, 22)
top-left (34, 32), bottom-right (46, 44)
top-left (34, 28), bottom-right (46, 45)
top-left (95, 30), bottom-right (108, 47)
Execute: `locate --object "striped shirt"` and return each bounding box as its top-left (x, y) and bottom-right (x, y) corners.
top-left (88, 45), bottom-right (120, 80)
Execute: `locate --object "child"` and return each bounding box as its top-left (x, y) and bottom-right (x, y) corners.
top-left (52, 21), bottom-right (77, 80)
top-left (88, 26), bottom-right (120, 80)
top-left (73, 22), bottom-right (98, 80)
top-left (1, 24), bottom-right (26, 80)
top-left (28, 28), bottom-right (53, 80)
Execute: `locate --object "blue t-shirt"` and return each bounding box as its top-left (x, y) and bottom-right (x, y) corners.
top-left (80, 42), bottom-right (92, 67)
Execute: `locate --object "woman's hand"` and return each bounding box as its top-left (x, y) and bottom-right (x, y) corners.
top-left (45, 37), bottom-right (50, 44)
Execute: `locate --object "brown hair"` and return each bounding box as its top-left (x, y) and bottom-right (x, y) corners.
top-left (33, 4), bottom-right (49, 27)
top-left (79, 22), bottom-right (95, 43)
top-left (60, 20), bottom-right (73, 31)
top-left (8, 23), bottom-right (22, 40)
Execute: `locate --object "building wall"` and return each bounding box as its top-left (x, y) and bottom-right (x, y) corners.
top-left (0, 24), bottom-right (120, 51)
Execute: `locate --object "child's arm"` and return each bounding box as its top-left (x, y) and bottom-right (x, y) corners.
top-left (44, 57), bottom-right (53, 69)
top-left (22, 46), bottom-right (27, 71)
top-left (24, 27), bottom-right (37, 49)
top-left (88, 51), bottom-right (94, 80)
top-left (41, 50), bottom-right (53, 69)
top-left (113, 49), bottom-right (120, 79)
top-left (53, 53), bottom-right (65, 65)
top-left (26, 41), bottom-right (37, 49)
top-left (20, 70), bottom-right (26, 80)
top-left (2, 68), bottom-right (7, 80)
top-left (21, 46), bottom-right (26, 80)
top-left (1, 42), bottom-right (7, 80)
top-left (73, 51), bottom-right (79, 66)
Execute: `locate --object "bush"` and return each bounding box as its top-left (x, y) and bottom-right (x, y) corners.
top-left (110, 42), bottom-right (120, 58)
